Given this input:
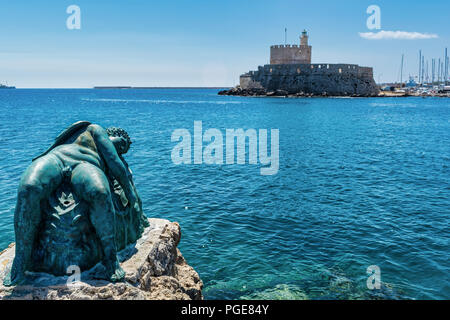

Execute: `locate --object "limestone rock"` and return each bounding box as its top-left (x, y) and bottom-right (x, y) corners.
top-left (0, 218), bottom-right (203, 300)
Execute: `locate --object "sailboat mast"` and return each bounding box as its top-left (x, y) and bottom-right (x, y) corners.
top-left (400, 54), bottom-right (404, 86)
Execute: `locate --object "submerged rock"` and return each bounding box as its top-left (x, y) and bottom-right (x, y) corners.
top-left (0, 218), bottom-right (203, 300)
top-left (240, 284), bottom-right (308, 300)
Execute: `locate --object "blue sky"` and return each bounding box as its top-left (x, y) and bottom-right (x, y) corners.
top-left (0, 0), bottom-right (449, 88)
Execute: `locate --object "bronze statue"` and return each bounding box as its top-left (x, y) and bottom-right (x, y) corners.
top-left (4, 121), bottom-right (149, 286)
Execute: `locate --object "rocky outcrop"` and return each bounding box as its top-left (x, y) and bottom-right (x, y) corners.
top-left (0, 219), bottom-right (203, 300)
top-left (219, 86), bottom-right (378, 98)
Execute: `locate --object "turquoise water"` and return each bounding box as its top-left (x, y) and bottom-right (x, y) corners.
top-left (0, 89), bottom-right (449, 299)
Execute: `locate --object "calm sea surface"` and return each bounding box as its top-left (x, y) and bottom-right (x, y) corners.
top-left (0, 89), bottom-right (448, 299)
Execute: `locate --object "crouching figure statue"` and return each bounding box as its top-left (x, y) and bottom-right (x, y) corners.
top-left (4, 121), bottom-right (149, 286)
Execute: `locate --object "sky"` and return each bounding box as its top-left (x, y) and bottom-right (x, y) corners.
top-left (0, 0), bottom-right (449, 88)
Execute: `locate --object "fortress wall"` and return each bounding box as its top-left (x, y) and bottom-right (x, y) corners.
top-left (240, 63), bottom-right (378, 96)
top-left (240, 74), bottom-right (264, 89)
top-left (358, 66), bottom-right (374, 79)
top-left (270, 45), bottom-right (311, 64)
top-left (259, 63), bottom-right (363, 76)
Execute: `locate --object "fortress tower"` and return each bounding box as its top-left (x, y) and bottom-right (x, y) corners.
top-left (270, 30), bottom-right (312, 65)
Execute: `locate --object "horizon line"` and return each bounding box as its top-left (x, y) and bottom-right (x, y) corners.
top-left (3, 86), bottom-right (233, 90)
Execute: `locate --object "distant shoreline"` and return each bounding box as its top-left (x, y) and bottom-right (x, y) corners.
top-left (0, 87), bottom-right (231, 90)
top-left (93, 86), bottom-right (231, 90)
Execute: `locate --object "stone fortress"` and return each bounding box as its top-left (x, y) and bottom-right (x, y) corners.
top-left (220, 30), bottom-right (379, 97)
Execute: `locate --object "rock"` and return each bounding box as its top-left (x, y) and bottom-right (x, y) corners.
top-left (0, 218), bottom-right (203, 300)
top-left (240, 284), bottom-right (308, 300)
top-left (218, 87), bottom-right (267, 97)
top-left (275, 89), bottom-right (289, 96)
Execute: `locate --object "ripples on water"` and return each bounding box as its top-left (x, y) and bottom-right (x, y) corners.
top-left (0, 89), bottom-right (448, 299)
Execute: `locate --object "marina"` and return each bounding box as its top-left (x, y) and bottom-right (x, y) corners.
top-left (379, 48), bottom-right (450, 97)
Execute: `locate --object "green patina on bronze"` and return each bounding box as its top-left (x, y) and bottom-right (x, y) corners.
top-left (3, 121), bottom-right (149, 286)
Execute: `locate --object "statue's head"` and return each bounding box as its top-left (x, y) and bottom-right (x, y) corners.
top-left (106, 127), bottom-right (132, 155)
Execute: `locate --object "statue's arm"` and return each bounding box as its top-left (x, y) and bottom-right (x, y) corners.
top-left (88, 124), bottom-right (137, 205)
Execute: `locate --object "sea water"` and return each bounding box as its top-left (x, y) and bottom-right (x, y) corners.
top-left (0, 89), bottom-right (448, 299)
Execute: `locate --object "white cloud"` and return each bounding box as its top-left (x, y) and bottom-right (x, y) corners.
top-left (359, 30), bottom-right (438, 40)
